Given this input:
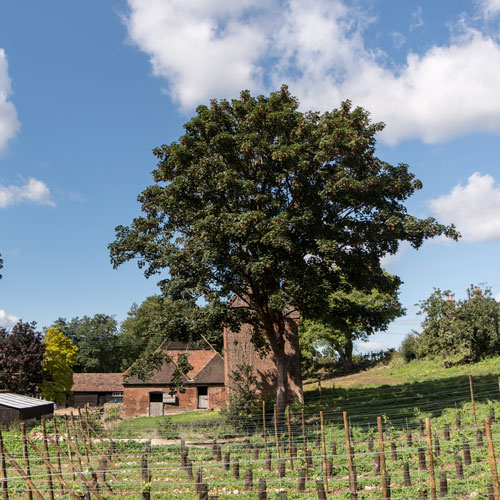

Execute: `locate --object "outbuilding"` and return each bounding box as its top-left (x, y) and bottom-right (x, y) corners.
top-left (68, 373), bottom-right (124, 407)
top-left (0, 393), bottom-right (54, 425)
top-left (123, 339), bottom-right (226, 418)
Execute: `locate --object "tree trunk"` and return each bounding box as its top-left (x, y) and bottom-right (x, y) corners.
top-left (340, 339), bottom-right (354, 373)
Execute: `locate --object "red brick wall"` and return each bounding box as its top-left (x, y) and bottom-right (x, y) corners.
top-left (223, 298), bottom-right (303, 403)
top-left (123, 384), bottom-right (227, 418)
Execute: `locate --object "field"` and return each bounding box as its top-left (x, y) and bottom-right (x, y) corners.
top-left (3, 356), bottom-right (500, 498)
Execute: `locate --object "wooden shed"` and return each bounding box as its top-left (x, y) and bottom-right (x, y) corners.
top-left (68, 373), bottom-right (124, 407)
top-left (0, 393), bottom-right (54, 425)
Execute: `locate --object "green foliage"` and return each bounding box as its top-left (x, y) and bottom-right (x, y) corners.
top-left (0, 320), bottom-right (44, 394)
top-left (415, 286), bottom-right (500, 362)
top-left (400, 331), bottom-right (420, 362)
top-left (300, 276), bottom-right (404, 373)
top-left (223, 364), bottom-right (259, 431)
top-left (109, 86), bottom-right (458, 407)
top-left (40, 327), bottom-right (78, 405)
top-left (51, 314), bottom-right (121, 372)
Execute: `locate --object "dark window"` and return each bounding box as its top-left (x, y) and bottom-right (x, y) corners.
top-left (149, 392), bottom-right (162, 403)
top-left (197, 386), bottom-right (208, 396)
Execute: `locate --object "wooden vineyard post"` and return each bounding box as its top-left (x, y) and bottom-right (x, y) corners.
top-left (47, 432), bottom-right (110, 498)
top-left (0, 430), bottom-right (8, 500)
top-left (485, 417), bottom-right (500, 500)
top-left (425, 418), bottom-right (437, 500)
top-left (320, 411), bottom-right (328, 493)
top-left (469, 374), bottom-right (477, 426)
top-left (287, 406), bottom-right (294, 470)
top-left (301, 408), bottom-right (307, 458)
top-left (377, 417), bottom-right (388, 500)
top-left (21, 423), bottom-right (32, 500)
top-left (498, 376), bottom-right (500, 395)
top-left (263, 400), bottom-right (268, 452)
top-left (52, 417), bottom-right (63, 493)
top-left (344, 411), bottom-right (356, 499)
top-left (70, 412), bottom-right (89, 464)
top-left (274, 404), bottom-right (280, 458)
top-left (1, 446), bottom-right (44, 500)
top-left (25, 436), bottom-right (82, 500)
top-left (63, 416), bottom-right (76, 480)
top-left (41, 419), bottom-right (55, 500)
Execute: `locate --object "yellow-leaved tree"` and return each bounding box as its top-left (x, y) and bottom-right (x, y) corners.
top-left (40, 327), bottom-right (78, 405)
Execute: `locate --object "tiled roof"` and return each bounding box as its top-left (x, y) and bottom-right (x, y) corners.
top-left (71, 373), bottom-right (124, 392)
top-left (125, 351), bottom-right (224, 385)
top-left (0, 393), bottom-right (53, 409)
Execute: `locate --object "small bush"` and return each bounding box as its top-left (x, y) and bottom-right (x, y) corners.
top-left (222, 363), bottom-right (259, 432)
top-left (400, 332), bottom-right (419, 362)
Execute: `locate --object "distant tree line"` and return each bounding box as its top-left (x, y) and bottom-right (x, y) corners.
top-left (401, 285), bottom-right (500, 364)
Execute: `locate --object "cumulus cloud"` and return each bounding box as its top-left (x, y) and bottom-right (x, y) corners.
top-left (124, 0), bottom-right (500, 145)
top-left (479, 0), bottom-right (500, 18)
top-left (0, 178), bottom-right (55, 209)
top-left (430, 172), bottom-right (500, 242)
top-left (0, 309), bottom-right (19, 328)
top-left (0, 49), bottom-right (20, 151)
top-left (125, 0), bottom-right (269, 110)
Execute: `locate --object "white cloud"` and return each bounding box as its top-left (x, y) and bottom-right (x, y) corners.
top-left (124, 0), bottom-right (269, 111)
top-left (0, 49), bottom-right (20, 151)
top-left (0, 309), bottom-right (19, 328)
top-left (124, 0), bottom-right (500, 145)
top-left (356, 340), bottom-right (387, 353)
top-left (410, 6), bottom-right (424, 31)
top-left (496, 292), bottom-right (500, 302)
top-left (479, 0), bottom-right (500, 18)
top-left (0, 178), bottom-right (55, 209)
top-left (430, 172), bottom-right (500, 242)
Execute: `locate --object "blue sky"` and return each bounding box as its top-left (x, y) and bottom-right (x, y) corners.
top-left (1, 0), bottom-right (500, 352)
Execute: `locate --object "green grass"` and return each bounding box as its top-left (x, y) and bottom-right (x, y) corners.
top-left (302, 354), bottom-right (500, 427)
top-left (114, 410), bottom-right (223, 438)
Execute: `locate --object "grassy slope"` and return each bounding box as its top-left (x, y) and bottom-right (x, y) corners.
top-left (302, 354), bottom-right (500, 427)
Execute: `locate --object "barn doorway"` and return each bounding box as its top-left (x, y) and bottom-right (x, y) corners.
top-left (197, 386), bottom-right (209, 409)
top-left (149, 392), bottom-right (163, 416)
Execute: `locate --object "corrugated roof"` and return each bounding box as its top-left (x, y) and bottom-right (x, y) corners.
top-left (0, 393), bottom-right (53, 409)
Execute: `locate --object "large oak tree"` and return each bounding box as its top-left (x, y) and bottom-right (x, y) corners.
top-left (109, 86), bottom-right (458, 412)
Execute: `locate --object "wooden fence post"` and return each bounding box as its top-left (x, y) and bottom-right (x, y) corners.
top-left (0, 430), bottom-right (8, 500)
top-left (301, 408), bottom-right (307, 458)
top-left (41, 419), bottom-right (55, 500)
top-left (377, 416), bottom-right (388, 500)
top-left (344, 411), bottom-right (356, 499)
top-left (263, 400), bottom-right (268, 452)
top-left (469, 374), bottom-right (477, 426)
top-left (425, 418), bottom-right (437, 500)
top-left (274, 404), bottom-right (280, 458)
top-left (485, 417), bottom-right (500, 500)
top-left (287, 406), bottom-right (293, 470)
top-left (21, 423), bottom-right (32, 500)
top-left (320, 410), bottom-right (328, 493)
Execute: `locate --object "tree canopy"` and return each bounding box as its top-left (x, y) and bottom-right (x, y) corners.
top-left (40, 327), bottom-right (78, 405)
top-left (300, 273), bottom-right (404, 373)
top-left (109, 86), bottom-right (458, 411)
top-left (51, 314), bottom-right (121, 372)
top-left (0, 320), bottom-right (44, 394)
top-left (408, 286), bottom-right (500, 363)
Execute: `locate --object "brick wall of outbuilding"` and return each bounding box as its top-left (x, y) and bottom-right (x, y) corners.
top-left (123, 384), bottom-right (226, 418)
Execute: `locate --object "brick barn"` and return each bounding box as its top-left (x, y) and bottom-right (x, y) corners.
top-left (223, 295), bottom-right (303, 403)
top-left (122, 339), bottom-right (226, 418)
top-left (68, 373), bottom-right (124, 408)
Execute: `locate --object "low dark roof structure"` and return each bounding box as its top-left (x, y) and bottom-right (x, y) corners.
top-left (0, 393), bottom-right (54, 425)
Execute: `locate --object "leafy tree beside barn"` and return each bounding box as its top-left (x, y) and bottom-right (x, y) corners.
top-left (109, 86), bottom-right (458, 413)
